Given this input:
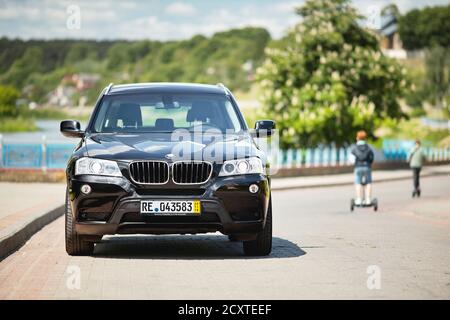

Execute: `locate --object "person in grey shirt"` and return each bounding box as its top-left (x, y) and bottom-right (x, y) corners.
top-left (408, 139), bottom-right (427, 197)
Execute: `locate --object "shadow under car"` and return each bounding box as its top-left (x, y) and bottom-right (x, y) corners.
top-left (92, 235), bottom-right (306, 260)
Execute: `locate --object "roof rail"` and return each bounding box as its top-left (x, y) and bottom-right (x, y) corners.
top-left (216, 83), bottom-right (228, 94)
top-left (105, 83), bottom-right (114, 95)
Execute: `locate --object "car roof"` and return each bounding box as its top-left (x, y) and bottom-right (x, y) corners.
top-left (106, 82), bottom-right (228, 96)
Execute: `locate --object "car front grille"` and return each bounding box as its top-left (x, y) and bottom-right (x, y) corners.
top-left (172, 162), bottom-right (212, 184)
top-left (129, 161), bottom-right (169, 184)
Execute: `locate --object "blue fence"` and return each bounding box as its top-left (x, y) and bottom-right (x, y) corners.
top-left (1, 142), bottom-right (75, 170)
top-left (46, 144), bottom-right (76, 169)
top-left (273, 145), bottom-right (450, 168)
top-left (0, 140), bottom-right (449, 170)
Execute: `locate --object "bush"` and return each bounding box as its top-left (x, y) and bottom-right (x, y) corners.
top-left (27, 107), bottom-right (69, 119)
top-left (383, 118), bottom-right (449, 145)
top-left (0, 117), bottom-right (37, 132)
top-left (0, 85), bottom-right (20, 117)
top-left (409, 107), bottom-right (427, 118)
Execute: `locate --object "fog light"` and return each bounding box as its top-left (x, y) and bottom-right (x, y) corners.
top-left (81, 184), bottom-right (91, 195)
top-left (249, 184), bottom-right (259, 193)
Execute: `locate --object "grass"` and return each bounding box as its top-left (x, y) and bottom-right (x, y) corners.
top-left (27, 108), bottom-right (70, 120)
top-left (379, 117), bottom-right (450, 146)
top-left (0, 116), bottom-right (38, 132)
top-left (0, 107), bottom-right (75, 133)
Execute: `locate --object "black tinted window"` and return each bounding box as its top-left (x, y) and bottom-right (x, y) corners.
top-left (92, 93), bottom-right (243, 133)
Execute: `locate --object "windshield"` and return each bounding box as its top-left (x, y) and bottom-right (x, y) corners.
top-left (91, 93), bottom-right (244, 134)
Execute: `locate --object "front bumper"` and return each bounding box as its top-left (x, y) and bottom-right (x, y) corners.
top-left (68, 174), bottom-right (270, 237)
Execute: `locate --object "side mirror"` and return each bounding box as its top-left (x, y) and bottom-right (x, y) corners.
top-left (60, 120), bottom-right (84, 138)
top-left (254, 120), bottom-right (276, 138)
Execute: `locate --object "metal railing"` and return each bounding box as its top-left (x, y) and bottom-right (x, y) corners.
top-left (0, 135), bottom-right (75, 170)
top-left (272, 146), bottom-right (450, 169)
top-left (0, 135), bottom-right (449, 170)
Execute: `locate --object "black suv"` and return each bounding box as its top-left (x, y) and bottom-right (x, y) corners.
top-left (61, 83), bottom-right (275, 256)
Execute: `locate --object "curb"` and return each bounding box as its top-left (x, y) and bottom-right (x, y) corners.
top-left (271, 170), bottom-right (450, 191)
top-left (0, 204), bottom-right (64, 261)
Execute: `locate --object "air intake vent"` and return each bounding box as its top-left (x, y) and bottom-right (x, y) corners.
top-left (129, 161), bottom-right (169, 184)
top-left (172, 162), bottom-right (212, 184)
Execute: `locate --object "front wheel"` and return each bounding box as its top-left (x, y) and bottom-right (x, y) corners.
top-left (65, 190), bottom-right (94, 256)
top-left (243, 197), bottom-right (272, 256)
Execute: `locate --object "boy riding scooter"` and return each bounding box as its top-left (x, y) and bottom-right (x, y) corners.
top-left (349, 130), bottom-right (377, 211)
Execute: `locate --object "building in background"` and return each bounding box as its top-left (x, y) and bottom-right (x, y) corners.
top-left (47, 73), bottom-right (99, 107)
top-left (378, 12), bottom-right (407, 59)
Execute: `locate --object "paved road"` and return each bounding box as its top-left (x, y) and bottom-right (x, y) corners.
top-left (0, 175), bottom-right (449, 299)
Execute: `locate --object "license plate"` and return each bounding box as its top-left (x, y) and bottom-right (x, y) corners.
top-left (140, 200), bottom-right (201, 215)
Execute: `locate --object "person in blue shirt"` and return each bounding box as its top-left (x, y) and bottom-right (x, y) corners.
top-left (350, 130), bottom-right (374, 205)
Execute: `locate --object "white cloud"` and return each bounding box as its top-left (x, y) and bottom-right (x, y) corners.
top-left (165, 2), bottom-right (197, 16)
top-left (0, 5), bottom-right (41, 20)
top-left (121, 15), bottom-right (221, 41)
top-left (1, 0), bottom-right (449, 41)
top-left (271, 1), bottom-right (303, 13)
top-left (82, 9), bottom-right (117, 22)
top-left (118, 2), bottom-right (138, 10)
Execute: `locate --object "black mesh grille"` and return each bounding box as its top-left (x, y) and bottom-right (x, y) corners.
top-left (129, 161), bottom-right (169, 184)
top-left (172, 162), bottom-right (212, 184)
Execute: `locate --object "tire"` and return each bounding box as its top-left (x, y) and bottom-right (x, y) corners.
top-left (65, 190), bottom-right (94, 256)
top-left (243, 197), bottom-right (272, 256)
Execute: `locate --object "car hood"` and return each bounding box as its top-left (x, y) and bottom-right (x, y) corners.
top-left (84, 132), bottom-right (262, 162)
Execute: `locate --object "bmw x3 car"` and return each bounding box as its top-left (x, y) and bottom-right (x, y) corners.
top-left (61, 82), bottom-right (276, 256)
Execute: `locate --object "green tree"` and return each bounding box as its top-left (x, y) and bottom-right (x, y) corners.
top-left (257, 0), bottom-right (410, 148)
top-left (381, 4), bottom-right (400, 19)
top-left (1, 47), bottom-right (44, 88)
top-left (0, 27), bottom-right (270, 103)
top-left (424, 46), bottom-right (450, 110)
top-left (0, 85), bottom-right (20, 117)
top-left (106, 42), bottom-right (132, 69)
top-left (64, 43), bottom-right (95, 64)
top-left (398, 5), bottom-right (450, 50)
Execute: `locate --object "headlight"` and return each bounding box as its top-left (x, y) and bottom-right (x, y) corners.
top-left (219, 157), bottom-right (264, 176)
top-left (75, 157), bottom-right (122, 177)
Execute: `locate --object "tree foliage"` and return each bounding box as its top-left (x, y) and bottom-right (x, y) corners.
top-left (0, 85), bottom-right (20, 117)
top-left (398, 5), bottom-right (450, 50)
top-left (424, 46), bottom-right (450, 110)
top-left (0, 27), bottom-right (270, 104)
top-left (257, 0), bottom-right (410, 148)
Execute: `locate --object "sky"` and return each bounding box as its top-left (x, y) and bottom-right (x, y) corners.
top-left (0, 0), bottom-right (448, 41)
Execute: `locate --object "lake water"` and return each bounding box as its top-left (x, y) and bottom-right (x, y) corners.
top-left (0, 120), bottom-right (87, 144)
